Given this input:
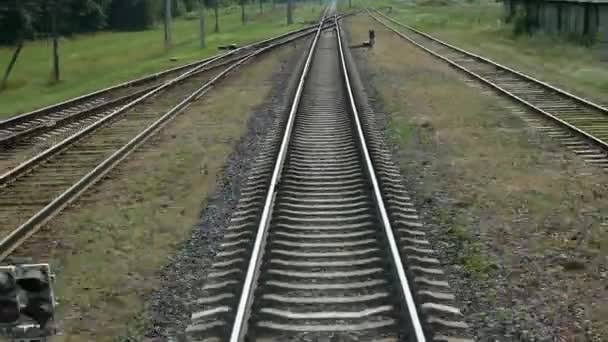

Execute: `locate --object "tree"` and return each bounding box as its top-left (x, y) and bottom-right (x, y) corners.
top-left (66, 0), bottom-right (111, 33)
top-left (0, 0), bottom-right (39, 45)
top-left (0, 0), bottom-right (36, 90)
top-left (108, 0), bottom-right (161, 31)
top-left (199, 0), bottom-right (205, 47)
top-left (51, 0), bottom-right (60, 83)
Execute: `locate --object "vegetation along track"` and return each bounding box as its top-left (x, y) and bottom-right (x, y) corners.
top-left (370, 9), bottom-right (608, 171)
top-left (185, 17), bottom-right (472, 342)
top-left (0, 22), bottom-right (332, 262)
top-left (0, 24), bottom-right (329, 176)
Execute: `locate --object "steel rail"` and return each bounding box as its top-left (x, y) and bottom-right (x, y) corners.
top-left (0, 55), bottom-right (252, 147)
top-left (0, 23), bottom-right (327, 130)
top-left (335, 16), bottom-right (426, 341)
top-left (0, 53), bottom-right (240, 186)
top-left (0, 83), bottom-right (159, 146)
top-left (368, 10), bottom-right (608, 151)
top-left (0, 24), bottom-right (323, 261)
top-left (0, 25), bottom-right (327, 188)
top-left (228, 10), bottom-right (330, 342)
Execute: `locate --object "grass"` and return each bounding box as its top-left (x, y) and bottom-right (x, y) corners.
top-left (361, 0), bottom-right (608, 103)
top-left (0, 3), bottom-right (323, 118)
top-left (346, 14), bottom-right (607, 339)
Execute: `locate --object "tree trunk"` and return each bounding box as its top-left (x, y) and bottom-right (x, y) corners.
top-left (0, 40), bottom-right (24, 92)
top-left (199, 0), bottom-right (205, 48)
top-left (287, 0), bottom-right (293, 25)
top-left (51, 0), bottom-right (60, 83)
top-left (165, 0), bottom-right (172, 49)
top-left (214, 0), bottom-right (219, 32)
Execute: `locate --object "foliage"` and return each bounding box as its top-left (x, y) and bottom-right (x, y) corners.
top-left (0, 0), bottom-right (43, 44)
top-left (0, 0), bottom-right (219, 44)
top-left (109, 0), bottom-right (163, 31)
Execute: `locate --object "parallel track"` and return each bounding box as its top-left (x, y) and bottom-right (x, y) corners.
top-left (0, 24), bottom-right (326, 261)
top-left (185, 16), bottom-right (471, 342)
top-left (370, 10), bottom-right (608, 169)
top-left (0, 24), bottom-right (324, 149)
top-left (0, 54), bottom-right (248, 176)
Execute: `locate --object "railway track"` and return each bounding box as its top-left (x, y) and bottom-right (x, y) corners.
top-left (0, 24), bottom-right (332, 179)
top-left (0, 23), bottom-right (327, 261)
top-left (0, 24), bottom-right (321, 148)
top-left (369, 10), bottom-right (608, 170)
top-left (185, 16), bottom-right (471, 342)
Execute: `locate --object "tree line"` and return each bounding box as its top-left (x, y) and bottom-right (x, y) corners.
top-left (0, 0), bottom-right (249, 45)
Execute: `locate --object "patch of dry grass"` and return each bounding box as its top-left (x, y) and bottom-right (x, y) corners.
top-left (347, 14), bottom-right (608, 339)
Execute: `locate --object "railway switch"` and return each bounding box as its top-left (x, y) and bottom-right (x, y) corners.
top-left (0, 264), bottom-right (56, 342)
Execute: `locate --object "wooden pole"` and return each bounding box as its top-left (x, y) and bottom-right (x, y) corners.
top-left (164, 0), bottom-right (172, 49)
top-left (51, 0), bottom-right (60, 82)
top-left (259, 0), bottom-right (263, 14)
top-left (199, 0), bottom-right (206, 48)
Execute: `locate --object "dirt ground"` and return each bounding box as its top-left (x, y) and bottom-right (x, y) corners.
top-left (346, 14), bottom-right (607, 341)
top-left (9, 40), bottom-right (307, 342)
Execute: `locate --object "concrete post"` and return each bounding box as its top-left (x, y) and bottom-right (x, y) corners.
top-left (164, 0), bottom-right (172, 49)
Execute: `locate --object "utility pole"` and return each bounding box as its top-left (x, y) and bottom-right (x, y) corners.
top-left (164, 0), bottom-right (172, 49)
top-left (287, 0), bottom-right (293, 25)
top-left (199, 0), bottom-right (205, 48)
top-left (241, 0), bottom-right (246, 24)
top-left (259, 0), bottom-right (263, 14)
top-left (271, 0), bottom-right (275, 9)
top-left (214, 0), bottom-right (219, 32)
top-left (51, 0), bottom-right (60, 82)
top-left (349, 0), bottom-right (352, 8)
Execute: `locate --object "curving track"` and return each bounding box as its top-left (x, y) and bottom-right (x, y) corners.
top-left (369, 10), bottom-right (608, 170)
top-left (0, 23), bottom-right (328, 261)
top-left (185, 16), bottom-right (472, 342)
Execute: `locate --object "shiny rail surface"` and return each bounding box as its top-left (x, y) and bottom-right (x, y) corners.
top-left (185, 15), bottom-right (472, 342)
top-left (370, 10), bottom-right (608, 163)
top-left (0, 24), bottom-right (324, 262)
